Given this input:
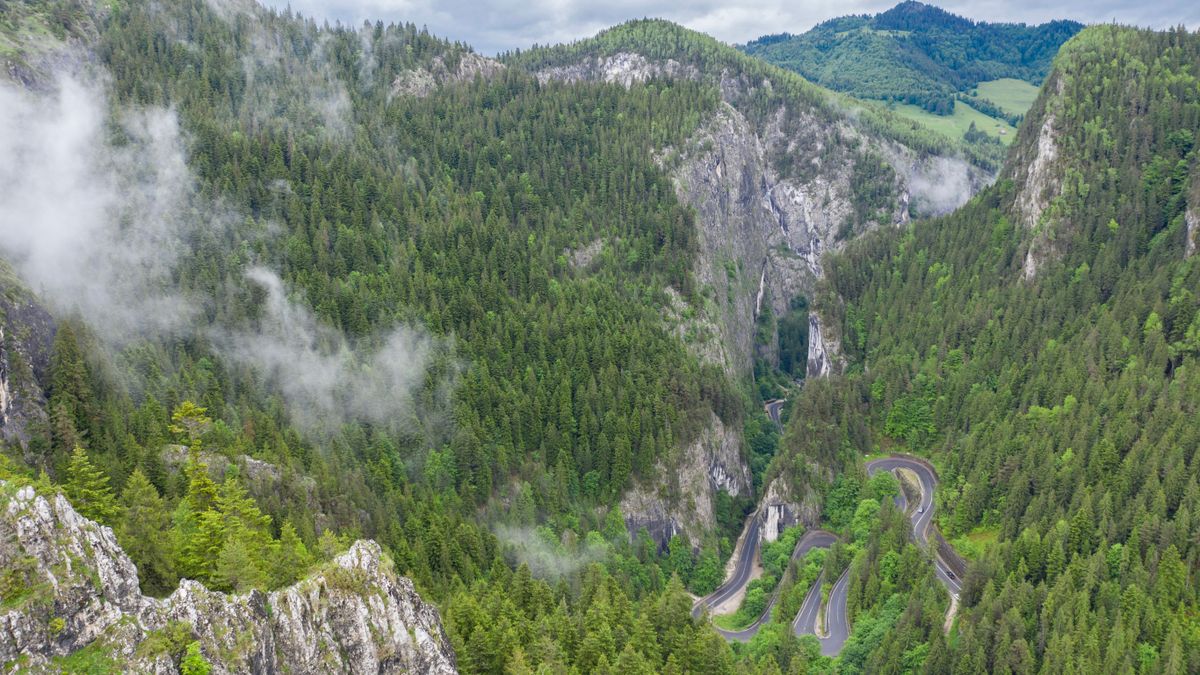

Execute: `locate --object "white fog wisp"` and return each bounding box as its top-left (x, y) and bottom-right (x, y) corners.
top-left (217, 268), bottom-right (447, 436)
top-left (0, 75), bottom-right (204, 344)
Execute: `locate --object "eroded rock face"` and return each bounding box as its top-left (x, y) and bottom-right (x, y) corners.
top-left (534, 52), bottom-right (700, 88)
top-left (391, 52), bottom-right (504, 98)
top-left (1187, 206), bottom-right (1198, 258)
top-left (664, 101), bottom-right (982, 381)
top-left (1186, 171), bottom-right (1199, 258)
top-left (0, 284), bottom-right (55, 451)
top-left (0, 482), bottom-right (457, 673)
top-left (620, 410), bottom-right (749, 549)
top-left (1006, 74), bottom-right (1067, 279)
top-left (759, 475), bottom-right (821, 543)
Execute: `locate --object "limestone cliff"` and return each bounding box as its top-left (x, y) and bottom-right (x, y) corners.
top-left (391, 52), bottom-right (505, 98)
top-left (0, 481), bottom-right (457, 673)
top-left (1186, 170), bottom-right (1199, 259)
top-left (0, 269), bottom-right (54, 453)
top-left (758, 475), bottom-right (821, 543)
top-left (1009, 73), bottom-right (1066, 279)
top-left (619, 410), bottom-right (749, 547)
top-left (526, 29), bottom-right (992, 546)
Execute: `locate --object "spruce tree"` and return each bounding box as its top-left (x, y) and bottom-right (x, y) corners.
top-left (63, 446), bottom-right (119, 525)
top-left (117, 469), bottom-right (176, 595)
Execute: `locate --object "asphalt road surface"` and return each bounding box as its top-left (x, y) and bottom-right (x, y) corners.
top-left (764, 399), bottom-right (785, 428)
top-left (693, 525), bottom-right (836, 642)
top-left (698, 453), bottom-right (964, 653)
top-left (866, 455), bottom-right (963, 595)
top-left (791, 566), bottom-right (851, 656)
top-left (692, 512), bottom-right (764, 626)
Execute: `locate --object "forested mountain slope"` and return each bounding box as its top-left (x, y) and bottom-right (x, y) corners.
top-left (741, 2), bottom-right (1082, 156)
top-left (0, 0), bottom-right (978, 671)
top-left (742, 2), bottom-right (1081, 115)
top-left (765, 24), bottom-right (1200, 672)
top-left (2, 0), bottom-right (1198, 672)
top-left (0, 0), bottom-right (750, 671)
top-left (510, 20), bottom-right (992, 547)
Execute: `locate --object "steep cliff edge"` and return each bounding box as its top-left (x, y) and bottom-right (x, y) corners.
top-left (0, 267), bottom-right (54, 453)
top-left (514, 21), bottom-right (992, 546)
top-left (0, 481), bottom-right (457, 673)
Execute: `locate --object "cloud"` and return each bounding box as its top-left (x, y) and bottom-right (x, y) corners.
top-left (0, 74), bottom-right (210, 344)
top-left (259, 0), bottom-right (1200, 55)
top-left (494, 525), bottom-right (609, 579)
top-left (907, 156), bottom-right (977, 216)
top-left (0, 71), bottom-right (446, 439)
top-left (215, 267), bottom-right (449, 436)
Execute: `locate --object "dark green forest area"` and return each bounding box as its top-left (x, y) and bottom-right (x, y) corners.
top-left (766, 25), bottom-right (1200, 673)
top-left (1, 1), bottom-right (1199, 672)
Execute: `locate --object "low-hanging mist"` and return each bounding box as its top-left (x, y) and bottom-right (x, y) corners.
top-left (0, 70), bottom-right (448, 441)
top-left (215, 267), bottom-right (451, 437)
top-left (0, 74), bottom-right (204, 344)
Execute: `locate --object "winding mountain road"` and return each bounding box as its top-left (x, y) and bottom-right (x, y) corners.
top-left (696, 453), bottom-right (964, 653)
top-left (866, 456), bottom-right (964, 596)
top-left (692, 527), bottom-right (837, 642)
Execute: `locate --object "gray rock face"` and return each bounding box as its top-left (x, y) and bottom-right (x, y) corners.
top-left (391, 52), bottom-right (505, 98)
top-left (620, 410), bottom-right (749, 549)
top-left (0, 481), bottom-right (457, 673)
top-left (1186, 171), bottom-right (1199, 258)
top-left (665, 101), bottom-right (983, 381)
top-left (0, 281), bottom-right (55, 451)
top-left (1187, 205), bottom-right (1198, 259)
top-left (759, 475), bottom-right (821, 543)
top-left (1007, 75), bottom-right (1066, 279)
top-left (621, 410), bottom-right (750, 549)
top-left (534, 52), bottom-right (700, 88)
top-left (537, 50), bottom-right (990, 546)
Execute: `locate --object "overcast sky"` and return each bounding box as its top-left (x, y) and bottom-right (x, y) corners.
top-left (264, 0), bottom-right (1200, 55)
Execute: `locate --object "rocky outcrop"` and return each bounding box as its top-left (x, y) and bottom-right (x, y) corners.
top-left (0, 277), bottom-right (54, 450)
top-left (1187, 205), bottom-right (1198, 259)
top-left (534, 52), bottom-right (700, 89)
top-left (620, 410), bottom-right (749, 549)
top-left (759, 475), bottom-right (821, 543)
top-left (0, 481), bottom-right (457, 673)
top-left (1186, 171), bottom-right (1199, 258)
top-left (391, 52), bottom-right (504, 98)
top-left (806, 313), bottom-right (841, 379)
top-left (665, 101), bottom-right (964, 380)
top-left (1008, 74), bottom-right (1066, 279)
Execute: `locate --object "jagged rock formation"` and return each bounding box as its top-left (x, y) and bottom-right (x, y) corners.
top-left (533, 52), bottom-right (700, 89)
top-left (1186, 173), bottom-right (1199, 258)
top-left (0, 481), bottom-right (457, 673)
top-left (758, 475), bottom-right (821, 543)
top-left (1010, 74), bottom-right (1066, 279)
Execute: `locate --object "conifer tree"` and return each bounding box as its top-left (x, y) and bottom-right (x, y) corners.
top-left (117, 468), bottom-right (176, 595)
top-left (63, 446), bottom-right (119, 525)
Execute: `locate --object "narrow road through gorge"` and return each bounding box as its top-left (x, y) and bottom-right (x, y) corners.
top-left (695, 444), bottom-right (965, 654)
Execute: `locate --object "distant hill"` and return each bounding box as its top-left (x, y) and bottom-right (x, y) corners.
top-left (741, 1), bottom-right (1082, 140)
